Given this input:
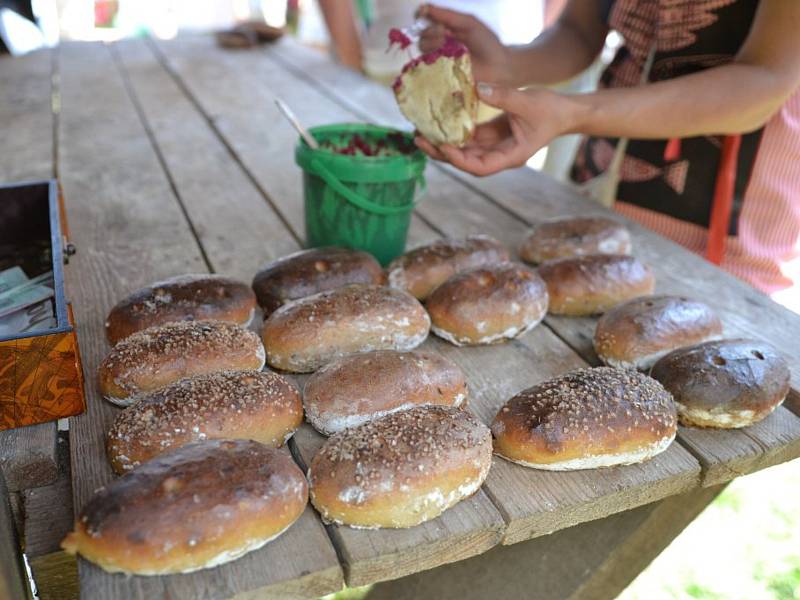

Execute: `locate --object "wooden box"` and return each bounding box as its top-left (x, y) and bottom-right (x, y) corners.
top-left (0, 180), bottom-right (85, 430)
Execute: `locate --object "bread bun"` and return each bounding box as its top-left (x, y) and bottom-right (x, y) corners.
top-left (105, 274), bottom-right (256, 345)
top-left (492, 367), bottom-right (677, 470)
top-left (303, 350), bottom-right (467, 435)
top-left (538, 255), bottom-right (655, 316)
top-left (426, 264), bottom-right (549, 346)
top-left (61, 440), bottom-right (307, 575)
top-left (519, 217), bottom-right (632, 264)
top-left (393, 38), bottom-right (478, 147)
top-left (387, 235), bottom-right (510, 300)
top-left (262, 284), bottom-right (429, 373)
top-left (594, 295), bottom-right (723, 370)
top-left (651, 339), bottom-right (790, 428)
top-left (98, 321), bottom-right (265, 406)
top-left (309, 405), bottom-right (491, 528)
top-left (106, 370), bottom-right (302, 474)
top-left (252, 247), bottom-right (385, 316)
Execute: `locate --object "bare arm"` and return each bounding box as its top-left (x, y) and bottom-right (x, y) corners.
top-left (318, 0), bottom-right (363, 71)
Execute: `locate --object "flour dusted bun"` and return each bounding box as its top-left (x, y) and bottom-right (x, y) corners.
top-left (393, 38), bottom-right (478, 147)
top-left (106, 370), bottom-right (302, 474)
top-left (303, 350), bottom-right (467, 435)
top-left (519, 217), bottom-right (632, 264)
top-left (62, 440), bottom-right (307, 575)
top-left (651, 339), bottom-right (790, 428)
top-left (492, 367), bottom-right (677, 470)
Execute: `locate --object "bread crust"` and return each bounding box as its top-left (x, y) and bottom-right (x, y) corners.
top-left (519, 217), bottom-right (632, 264)
top-left (62, 440), bottom-right (307, 575)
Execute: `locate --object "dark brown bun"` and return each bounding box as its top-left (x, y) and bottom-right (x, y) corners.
top-left (594, 295), bottom-right (723, 370)
top-left (309, 405), bottom-right (491, 528)
top-left (105, 274), bottom-right (256, 345)
top-left (98, 321), bottom-right (265, 406)
top-left (252, 247), bottom-right (385, 316)
top-left (262, 284), bottom-right (430, 373)
top-left (492, 367), bottom-right (677, 470)
top-left (538, 255), bottom-right (655, 316)
top-left (519, 217), bottom-right (632, 264)
top-left (61, 440), bottom-right (307, 575)
top-left (303, 350), bottom-right (467, 435)
top-left (650, 339), bottom-right (790, 428)
top-left (106, 371), bottom-right (302, 474)
top-left (426, 263), bottom-right (549, 346)
top-left (387, 235), bottom-right (510, 300)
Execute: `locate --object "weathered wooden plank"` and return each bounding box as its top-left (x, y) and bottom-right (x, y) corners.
top-left (0, 472), bottom-right (32, 600)
top-left (28, 552), bottom-right (79, 600)
top-left (0, 424), bottom-right (58, 492)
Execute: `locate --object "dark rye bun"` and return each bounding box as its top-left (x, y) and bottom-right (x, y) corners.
top-left (426, 263), bottom-right (549, 346)
top-left (538, 254), bottom-right (655, 316)
top-left (98, 321), bottom-right (265, 406)
top-left (105, 274), bottom-right (256, 345)
top-left (387, 235), bottom-right (510, 300)
top-left (309, 405), bottom-right (491, 529)
top-left (492, 367), bottom-right (677, 470)
top-left (303, 350), bottom-right (468, 435)
top-left (594, 295), bottom-right (723, 370)
top-left (251, 247), bottom-right (385, 316)
top-left (62, 440), bottom-right (307, 575)
top-left (106, 370), bottom-right (302, 474)
top-left (519, 217), bottom-right (632, 264)
top-left (262, 284), bottom-right (430, 373)
top-left (651, 339), bottom-right (790, 428)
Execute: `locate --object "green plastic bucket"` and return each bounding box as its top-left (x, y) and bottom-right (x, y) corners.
top-left (295, 123), bottom-right (427, 266)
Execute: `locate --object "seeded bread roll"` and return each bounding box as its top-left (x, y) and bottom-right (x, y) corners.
top-left (519, 217), bottom-right (632, 264)
top-left (252, 247), bottom-right (385, 316)
top-left (106, 370), bottom-right (302, 474)
top-left (538, 255), bottom-right (655, 316)
top-left (594, 296), bottom-right (723, 370)
top-left (309, 405), bottom-right (491, 528)
top-left (262, 284), bottom-right (430, 373)
top-left (426, 264), bottom-right (549, 346)
top-left (651, 339), bottom-right (790, 428)
top-left (387, 235), bottom-right (510, 300)
top-left (304, 350), bottom-right (467, 435)
top-left (62, 440), bottom-right (307, 575)
top-left (105, 274), bottom-right (256, 345)
top-left (98, 321), bottom-right (265, 406)
top-left (492, 367), bottom-right (677, 470)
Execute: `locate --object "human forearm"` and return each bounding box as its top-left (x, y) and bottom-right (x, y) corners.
top-left (318, 0), bottom-right (363, 71)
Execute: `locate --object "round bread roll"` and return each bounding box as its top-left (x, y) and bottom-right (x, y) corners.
top-left (519, 217), bottom-right (632, 264)
top-left (262, 284), bottom-right (429, 373)
top-left (251, 247), bottom-right (385, 316)
top-left (98, 321), bottom-right (265, 406)
top-left (538, 255), bottom-right (655, 316)
top-left (426, 264), bottom-right (549, 346)
top-left (61, 440), bottom-right (307, 575)
top-left (387, 235), bottom-right (510, 300)
top-left (651, 339), bottom-right (790, 428)
top-left (594, 295), bottom-right (723, 370)
top-left (303, 350), bottom-right (467, 435)
top-left (106, 370), bottom-right (302, 474)
top-left (309, 405), bottom-right (491, 528)
top-left (105, 274), bottom-right (256, 345)
top-left (492, 367), bottom-right (677, 470)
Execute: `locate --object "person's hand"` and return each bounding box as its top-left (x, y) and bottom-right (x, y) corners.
top-left (417, 4), bottom-right (512, 85)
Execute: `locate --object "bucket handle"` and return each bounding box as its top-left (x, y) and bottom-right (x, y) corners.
top-left (310, 157), bottom-right (424, 216)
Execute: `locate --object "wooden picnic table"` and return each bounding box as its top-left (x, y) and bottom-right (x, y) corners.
top-left (2, 35), bottom-right (800, 600)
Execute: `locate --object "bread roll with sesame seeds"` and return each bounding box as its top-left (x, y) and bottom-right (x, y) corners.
top-left (538, 255), bottom-right (655, 316)
top-left (303, 350), bottom-right (468, 435)
top-left (252, 247), bottom-right (385, 317)
top-left (62, 440), bottom-right (307, 575)
top-left (492, 367), bottom-right (677, 470)
top-left (386, 235), bottom-right (510, 300)
top-left (98, 321), bottom-right (265, 406)
top-left (426, 263), bottom-right (548, 346)
top-left (262, 284), bottom-right (430, 373)
top-left (519, 217), bottom-right (632, 265)
top-left (309, 405), bottom-right (491, 528)
top-left (105, 274), bottom-right (257, 345)
top-left (106, 370), bottom-right (302, 474)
